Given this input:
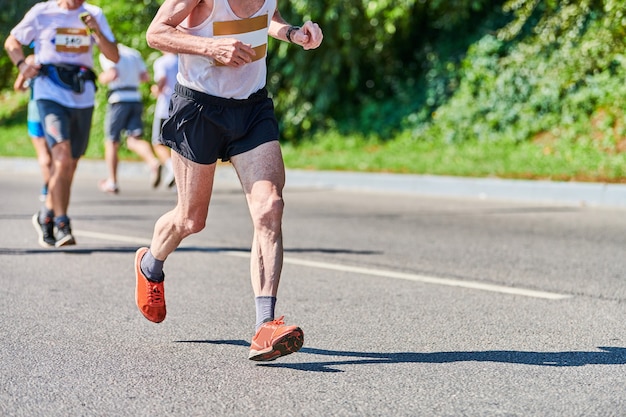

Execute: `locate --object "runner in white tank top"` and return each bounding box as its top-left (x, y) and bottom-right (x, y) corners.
top-left (135, 0), bottom-right (323, 362)
top-left (177, 0), bottom-right (275, 99)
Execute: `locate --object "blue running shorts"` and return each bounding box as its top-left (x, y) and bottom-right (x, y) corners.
top-left (37, 99), bottom-right (93, 159)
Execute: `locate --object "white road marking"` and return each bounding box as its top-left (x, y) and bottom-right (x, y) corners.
top-left (284, 258), bottom-right (571, 300)
top-left (74, 230), bottom-right (152, 246)
top-left (74, 230), bottom-right (573, 300)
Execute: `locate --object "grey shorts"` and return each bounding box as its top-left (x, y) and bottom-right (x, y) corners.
top-left (160, 84), bottom-right (279, 164)
top-left (105, 101), bottom-right (144, 142)
top-left (37, 99), bottom-right (93, 159)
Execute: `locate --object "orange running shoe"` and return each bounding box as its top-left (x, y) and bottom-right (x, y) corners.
top-left (134, 247), bottom-right (166, 323)
top-left (248, 316), bottom-right (303, 361)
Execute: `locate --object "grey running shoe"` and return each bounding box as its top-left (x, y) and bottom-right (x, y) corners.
top-left (32, 213), bottom-right (55, 248)
top-left (55, 220), bottom-right (76, 247)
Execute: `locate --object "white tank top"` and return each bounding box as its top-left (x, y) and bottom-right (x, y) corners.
top-left (177, 0), bottom-right (276, 99)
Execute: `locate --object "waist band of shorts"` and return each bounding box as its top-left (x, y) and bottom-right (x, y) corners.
top-left (174, 83), bottom-right (269, 107)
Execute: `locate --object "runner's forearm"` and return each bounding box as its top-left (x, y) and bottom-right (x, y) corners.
top-left (4, 35), bottom-right (25, 67)
top-left (269, 9), bottom-right (290, 41)
top-left (96, 35), bottom-right (119, 63)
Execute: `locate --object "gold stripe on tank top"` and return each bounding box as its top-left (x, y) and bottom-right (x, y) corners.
top-left (213, 14), bottom-right (268, 36)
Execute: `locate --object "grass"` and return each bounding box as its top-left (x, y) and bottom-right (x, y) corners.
top-left (281, 131), bottom-right (626, 183)
top-left (0, 89), bottom-right (149, 162)
top-left (3, 89), bottom-right (626, 183)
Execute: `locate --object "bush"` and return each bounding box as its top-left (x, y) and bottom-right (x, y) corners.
top-left (408, 0), bottom-right (626, 151)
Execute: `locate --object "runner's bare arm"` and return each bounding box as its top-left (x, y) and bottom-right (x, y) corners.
top-left (269, 9), bottom-right (323, 50)
top-left (94, 35), bottom-right (119, 64)
top-left (5, 35), bottom-right (27, 71)
top-left (98, 67), bottom-right (118, 85)
top-left (151, 76), bottom-right (166, 97)
top-left (146, 0), bottom-right (255, 67)
top-left (80, 13), bottom-right (119, 63)
top-left (4, 35), bottom-right (40, 79)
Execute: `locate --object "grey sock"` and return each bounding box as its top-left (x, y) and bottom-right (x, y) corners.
top-left (140, 249), bottom-right (165, 283)
top-left (255, 296), bottom-right (276, 331)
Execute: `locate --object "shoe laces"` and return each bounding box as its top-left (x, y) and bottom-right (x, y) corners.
top-left (146, 281), bottom-right (164, 305)
top-left (267, 315), bottom-right (285, 326)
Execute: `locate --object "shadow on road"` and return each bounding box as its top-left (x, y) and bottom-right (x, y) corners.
top-left (0, 246), bottom-right (140, 255)
top-left (0, 245), bottom-right (381, 256)
top-left (176, 340), bottom-right (626, 373)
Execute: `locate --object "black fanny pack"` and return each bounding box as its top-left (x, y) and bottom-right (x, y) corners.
top-left (40, 64), bottom-right (97, 94)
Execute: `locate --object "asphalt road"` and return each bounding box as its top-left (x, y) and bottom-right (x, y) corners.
top-left (0, 163), bottom-right (625, 416)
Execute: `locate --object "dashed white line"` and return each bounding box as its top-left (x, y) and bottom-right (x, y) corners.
top-left (74, 229), bottom-right (572, 300)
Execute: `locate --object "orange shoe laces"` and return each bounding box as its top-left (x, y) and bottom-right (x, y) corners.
top-left (146, 282), bottom-right (164, 306)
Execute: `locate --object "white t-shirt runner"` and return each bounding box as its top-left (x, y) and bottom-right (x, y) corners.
top-left (153, 53), bottom-right (179, 119)
top-left (10, 1), bottom-right (116, 109)
top-left (99, 44), bottom-right (147, 104)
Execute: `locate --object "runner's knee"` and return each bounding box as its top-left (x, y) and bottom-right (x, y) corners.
top-left (250, 194), bottom-right (284, 231)
top-left (176, 213), bottom-right (206, 235)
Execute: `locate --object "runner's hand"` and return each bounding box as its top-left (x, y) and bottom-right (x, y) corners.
top-left (18, 58), bottom-right (41, 80)
top-left (212, 38), bottom-right (256, 68)
top-left (79, 13), bottom-right (101, 36)
top-left (290, 21), bottom-right (323, 50)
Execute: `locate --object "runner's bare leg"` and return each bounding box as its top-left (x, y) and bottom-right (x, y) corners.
top-left (231, 141), bottom-right (285, 297)
top-left (48, 141), bottom-right (77, 217)
top-left (149, 152), bottom-right (216, 261)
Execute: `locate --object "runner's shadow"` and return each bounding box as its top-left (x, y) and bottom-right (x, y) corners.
top-left (0, 245), bottom-right (379, 256)
top-left (0, 246), bottom-right (140, 255)
top-left (175, 340), bottom-right (626, 373)
top-left (177, 246), bottom-right (382, 255)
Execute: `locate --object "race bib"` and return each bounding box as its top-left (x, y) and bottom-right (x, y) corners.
top-left (55, 28), bottom-right (90, 53)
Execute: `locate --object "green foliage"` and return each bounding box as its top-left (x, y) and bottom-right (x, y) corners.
top-left (268, 0), bottom-right (501, 141)
top-left (2, 0), bottom-right (500, 143)
top-left (0, 0), bottom-right (162, 160)
top-left (0, 0), bottom-right (40, 90)
top-left (0, 89), bottom-right (32, 157)
top-left (3, 0), bottom-right (626, 182)
top-left (409, 0), bottom-right (626, 150)
top-left (91, 0), bottom-right (158, 51)
top-left (281, 128), bottom-right (626, 182)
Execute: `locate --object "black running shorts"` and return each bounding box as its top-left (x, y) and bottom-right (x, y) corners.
top-left (160, 84), bottom-right (279, 164)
